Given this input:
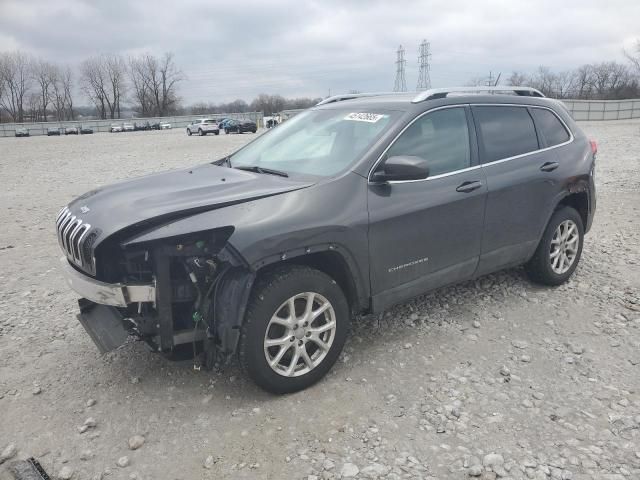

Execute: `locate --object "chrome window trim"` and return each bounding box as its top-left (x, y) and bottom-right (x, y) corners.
top-left (367, 103), bottom-right (574, 184)
top-left (473, 104), bottom-right (574, 168)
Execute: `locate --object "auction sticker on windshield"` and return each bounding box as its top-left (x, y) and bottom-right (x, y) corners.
top-left (344, 112), bottom-right (386, 123)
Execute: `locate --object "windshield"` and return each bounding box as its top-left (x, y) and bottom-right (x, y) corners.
top-left (230, 109), bottom-right (398, 176)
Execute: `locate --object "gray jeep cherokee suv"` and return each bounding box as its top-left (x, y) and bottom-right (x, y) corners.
top-left (57, 86), bottom-right (596, 393)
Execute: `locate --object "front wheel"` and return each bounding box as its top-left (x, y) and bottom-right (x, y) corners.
top-left (525, 206), bottom-right (584, 286)
top-left (225, 128), bottom-right (229, 134)
top-left (187, 129), bottom-right (192, 136)
top-left (214, 130), bottom-right (219, 135)
top-left (239, 266), bottom-right (350, 394)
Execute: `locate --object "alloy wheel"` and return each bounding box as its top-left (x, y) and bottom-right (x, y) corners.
top-left (263, 292), bottom-right (336, 377)
top-left (549, 219), bottom-right (579, 274)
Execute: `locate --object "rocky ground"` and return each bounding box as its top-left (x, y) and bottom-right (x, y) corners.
top-left (0, 122), bottom-right (639, 480)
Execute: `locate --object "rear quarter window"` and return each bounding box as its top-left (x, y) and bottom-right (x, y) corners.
top-left (530, 108), bottom-right (570, 147)
top-left (473, 106), bottom-right (539, 163)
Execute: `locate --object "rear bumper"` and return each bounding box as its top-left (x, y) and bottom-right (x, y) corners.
top-left (60, 257), bottom-right (155, 307)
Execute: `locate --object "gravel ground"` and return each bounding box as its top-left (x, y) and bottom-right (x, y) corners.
top-left (0, 122), bottom-right (639, 480)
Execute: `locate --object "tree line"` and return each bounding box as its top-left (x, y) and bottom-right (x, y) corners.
top-left (189, 94), bottom-right (321, 116)
top-left (471, 41), bottom-right (640, 99)
top-left (0, 50), bottom-right (183, 123)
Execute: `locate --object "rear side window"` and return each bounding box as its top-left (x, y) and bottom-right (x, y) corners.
top-left (473, 106), bottom-right (539, 163)
top-left (530, 108), bottom-right (570, 146)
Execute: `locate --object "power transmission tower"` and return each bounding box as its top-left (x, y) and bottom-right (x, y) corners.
top-left (416, 39), bottom-right (431, 91)
top-left (393, 45), bottom-right (407, 92)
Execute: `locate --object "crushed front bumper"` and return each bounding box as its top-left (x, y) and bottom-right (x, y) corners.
top-left (60, 257), bottom-right (156, 307)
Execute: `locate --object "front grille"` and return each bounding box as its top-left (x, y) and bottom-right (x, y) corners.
top-left (56, 206), bottom-right (95, 274)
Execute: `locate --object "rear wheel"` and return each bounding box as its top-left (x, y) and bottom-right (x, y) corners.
top-left (525, 206), bottom-right (584, 286)
top-left (239, 266), bottom-right (349, 394)
top-left (199, 128), bottom-right (205, 136)
top-left (214, 130), bottom-right (219, 135)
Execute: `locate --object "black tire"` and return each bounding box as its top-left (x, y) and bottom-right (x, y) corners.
top-left (239, 266), bottom-right (350, 394)
top-left (199, 128), bottom-right (205, 136)
top-left (214, 130), bottom-right (219, 135)
top-left (187, 129), bottom-right (192, 136)
top-left (525, 206), bottom-right (584, 286)
top-left (225, 128), bottom-right (229, 134)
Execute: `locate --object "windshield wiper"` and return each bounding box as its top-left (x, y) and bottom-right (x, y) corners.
top-left (234, 165), bottom-right (289, 177)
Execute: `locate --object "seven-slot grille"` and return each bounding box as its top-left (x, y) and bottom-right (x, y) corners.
top-left (56, 206), bottom-right (95, 274)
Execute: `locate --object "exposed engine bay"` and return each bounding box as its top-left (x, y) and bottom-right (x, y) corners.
top-left (76, 231), bottom-right (255, 369)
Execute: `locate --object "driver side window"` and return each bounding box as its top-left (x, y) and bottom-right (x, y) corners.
top-left (386, 107), bottom-right (471, 177)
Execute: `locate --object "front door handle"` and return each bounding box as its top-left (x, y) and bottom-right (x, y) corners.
top-left (540, 161), bottom-right (559, 172)
top-left (456, 180), bottom-right (483, 193)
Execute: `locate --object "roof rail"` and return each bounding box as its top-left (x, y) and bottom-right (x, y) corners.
top-left (412, 86), bottom-right (545, 103)
top-left (316, 92), bottom-right (408, 106)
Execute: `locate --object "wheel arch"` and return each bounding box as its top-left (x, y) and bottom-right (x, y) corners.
top-left (253, 248), bottom-right (369, 317)
top-left (556, 190), bottom-right (589, 230)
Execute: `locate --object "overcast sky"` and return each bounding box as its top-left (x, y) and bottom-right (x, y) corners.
top-left (1, 0), bottom-right (638, 104)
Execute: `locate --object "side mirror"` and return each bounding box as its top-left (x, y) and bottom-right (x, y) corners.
top-left (371, 155), bottom-right (429, 183)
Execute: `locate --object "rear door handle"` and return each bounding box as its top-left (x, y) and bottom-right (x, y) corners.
top-left (540, 161), bottom-right (559, 172)
top-left (456, 180), bottom-right (483, 193)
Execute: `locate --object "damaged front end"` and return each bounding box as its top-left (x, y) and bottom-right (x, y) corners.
top-left (64, 227), bottom-right (255, 368)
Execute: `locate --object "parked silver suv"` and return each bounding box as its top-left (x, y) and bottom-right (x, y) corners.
top-left (187, 118), bottom-right (220, 136)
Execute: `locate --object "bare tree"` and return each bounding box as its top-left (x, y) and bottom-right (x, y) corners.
top-left (32, 59), bottom-right (56, 121)
top-left (62, 66), bottom-right (75, 120)
top-left (250, 94), bottom-right (286, 115)
top-left (0, 51), bottom-right (32, 122)
top-left (49, 64), bottom-right (75, 121)
top-left (573, 64), bottom-right (594, 99)
top-left (105, 54), bottom-right (126, 118)
top-left (506, 71), bottom-right (528, 86)
top-left (49, 64), bottom-right (65, 121)
top-left (529, 66), bottom-right (557, 96)
top-left (128, 52), bottom-right (182, 116)
top-left (80, 57), bottom-right (108, 119)
top-left (551, 70), bottom-right (577, 99)
top-left (128, 56), bottom-right (153, 116)
top-left (26, 92), bottom-right (40, 122)
top-left (80, 55), bottom-right (126, 119)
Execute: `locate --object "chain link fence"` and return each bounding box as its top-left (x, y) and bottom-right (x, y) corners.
top-left (0, 111), bottom-right (264, 138)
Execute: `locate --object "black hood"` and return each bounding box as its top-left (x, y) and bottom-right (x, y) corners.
top-left (67, 163), bottom-right (314, 245)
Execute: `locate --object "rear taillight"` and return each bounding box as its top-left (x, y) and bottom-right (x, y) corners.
top-left (589, 139), bottom-right (598, 155)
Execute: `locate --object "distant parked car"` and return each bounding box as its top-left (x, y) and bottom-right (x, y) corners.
top-left (187, 118), bottom-right (220, 136)
top-left (149, 122), bottom-right (161, 130)
top-left (223, 119), bottom-right (257, 134)
top-left (110, 123), bottom-right (123, 133)
top-left (47, 127), bottom-right (61, 136)
top-left (65, 126), bottom-right (79, 135)
top-left (160, 123), bottom-right (171, 130)
top-left (134, 122), bottom-right (151, 131)
top-left (80, 126), bottom-right (94, 134)
top-left (15, 127), bottom-right (29, 137)
top-left (123, 123), bottom-right (135, 132)
top-left (218, 118), bottom-right (233, 130)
